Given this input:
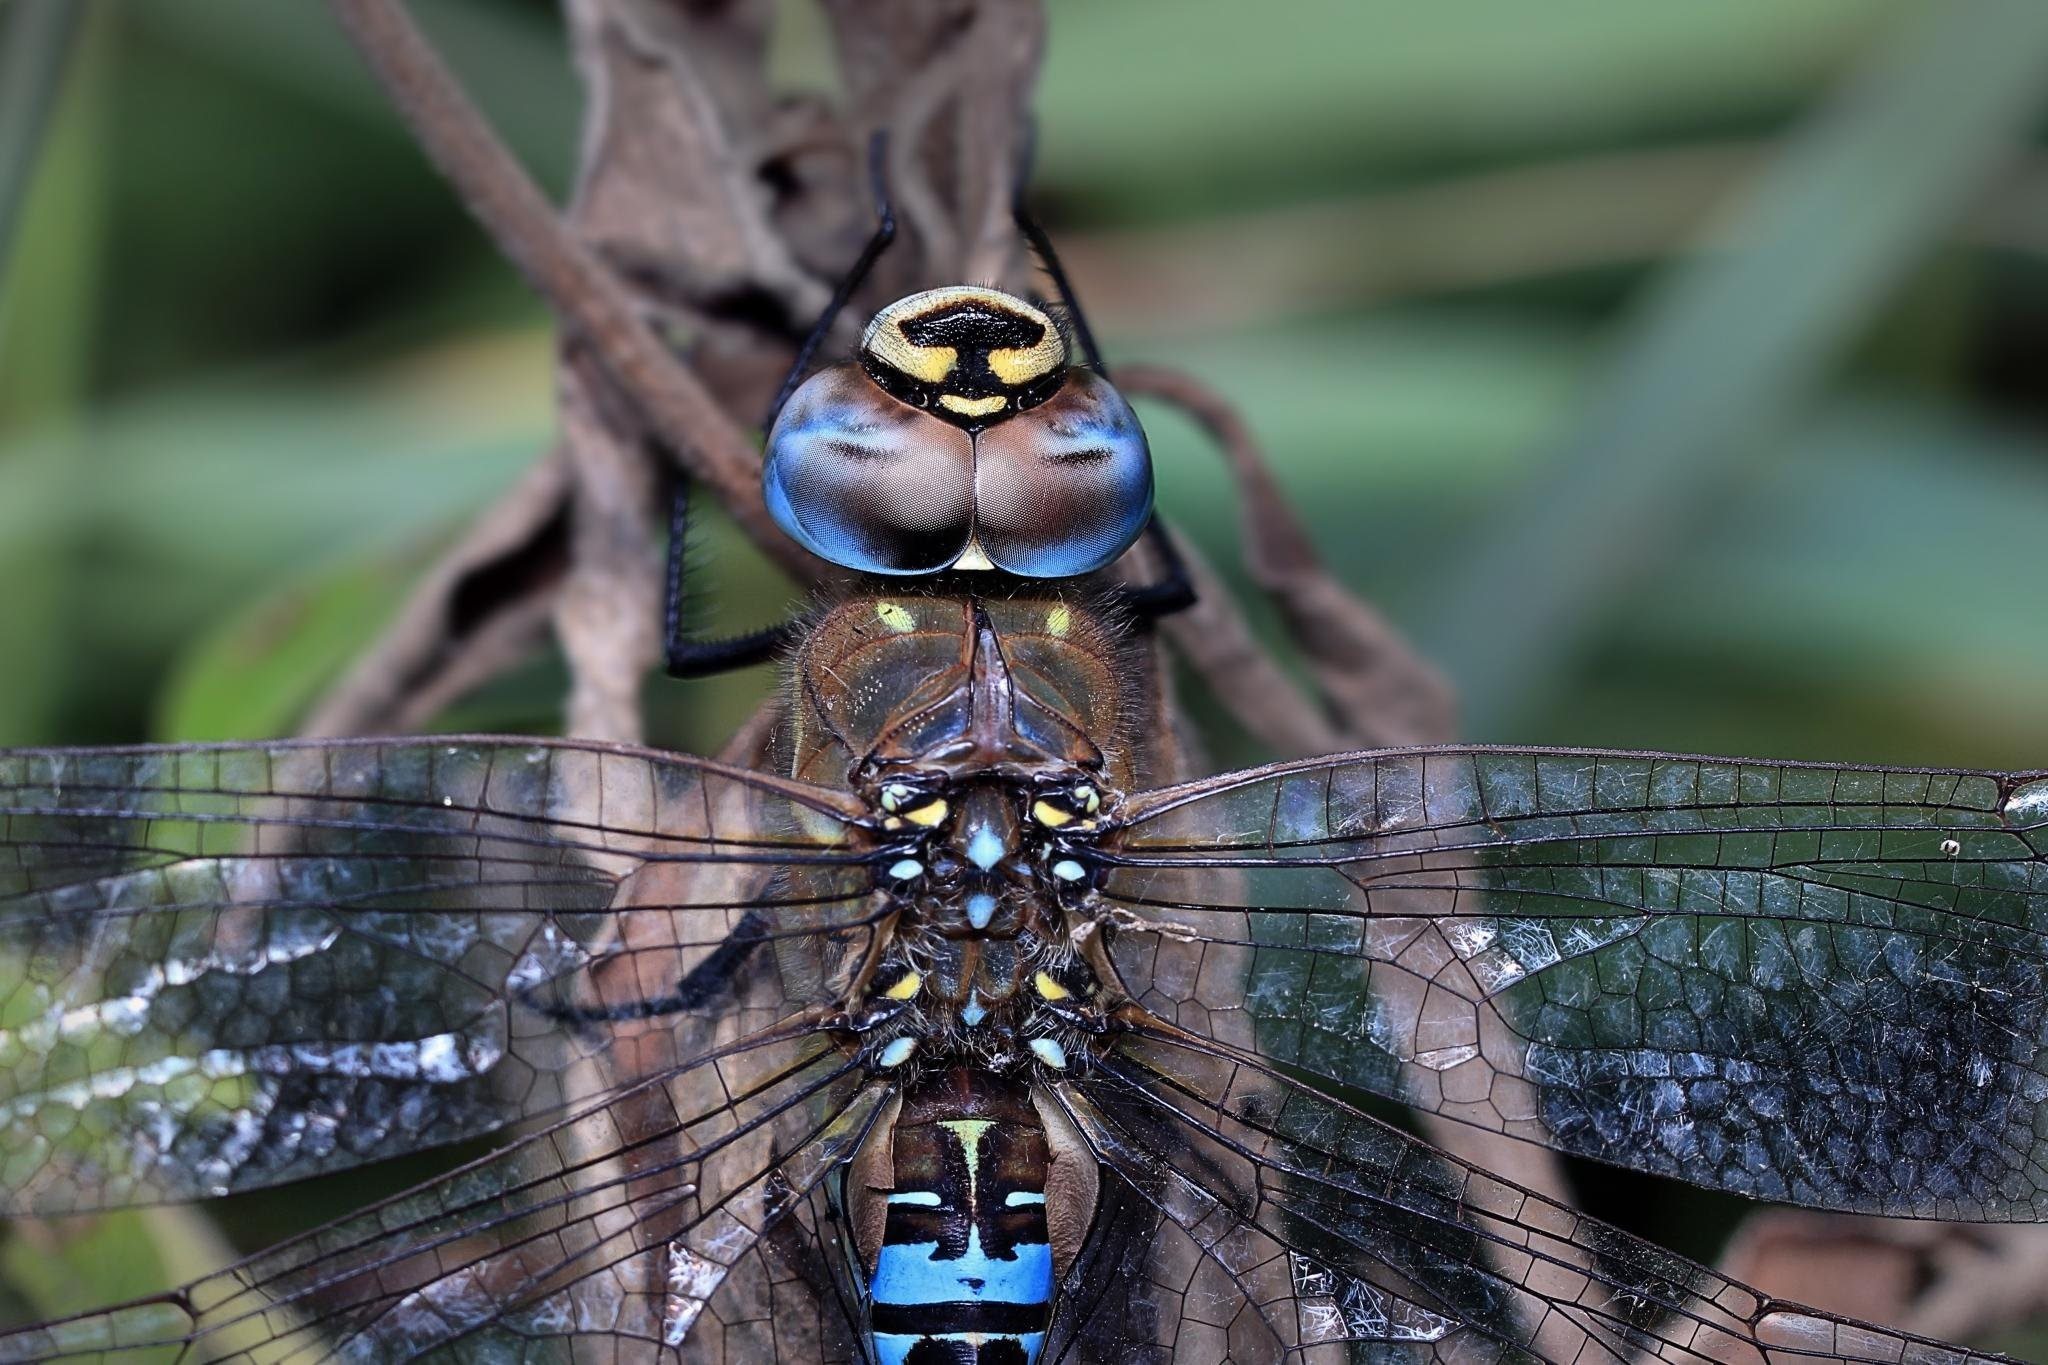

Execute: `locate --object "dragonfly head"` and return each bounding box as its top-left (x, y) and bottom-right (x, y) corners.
top-left (763, 285), bottom-right (1153, 577)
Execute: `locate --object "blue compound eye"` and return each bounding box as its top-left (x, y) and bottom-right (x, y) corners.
top-left (762, 364), bottom-right (975, 575)
top-left (971, 370), bottom-right (1153, 578)
top-left (762, 289), bottom-right (1153, 580)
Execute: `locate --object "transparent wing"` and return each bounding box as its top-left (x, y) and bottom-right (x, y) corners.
top-left (0, 1015), bottom-right (885, 1363)
top-left (1052, 1022), bottom-right (2011, 1364)
top-left (1101, 747), bottom-right (2048, 1221)
top-left (0, 737), bottom-right (873, 1214)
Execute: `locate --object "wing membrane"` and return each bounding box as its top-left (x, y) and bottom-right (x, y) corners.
top-left (1056, 1023), bottom-right (2006, 1364)
top-left (0, 738), bottom-right (872, 1214)
top-left (0, 1015), bottom-right (882, 1363)
top-left (1102, 747), bottom-right (2048, 1221)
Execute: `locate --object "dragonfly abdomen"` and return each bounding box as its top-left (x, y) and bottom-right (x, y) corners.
top-left (846, 1069), bottom-right (1095, 1365)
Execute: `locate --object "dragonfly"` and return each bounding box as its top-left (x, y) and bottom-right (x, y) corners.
top-left (3, 202), bottom-right (2046, 1363)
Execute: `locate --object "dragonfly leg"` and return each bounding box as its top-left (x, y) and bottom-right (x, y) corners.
top-left (662, 478), bottom-right (798, 678)
top-left (1107, 516), bottom-right (1196, 621)
top-left (670, 133), bottom-right (901, 680)
top-left (519, 909), bottom-right (772, 1030)
top-left (1015, 192), bottom-right (1107, 377)
top-left (762, 129), bottom-right (898, 433)
top-left (1015, 149), bottom-right (1196, 622)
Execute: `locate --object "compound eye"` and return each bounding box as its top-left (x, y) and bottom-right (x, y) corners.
top-left (762, 365), bottom-right (974, 574)
top-left (972, 371), bottom-right (1153, 578)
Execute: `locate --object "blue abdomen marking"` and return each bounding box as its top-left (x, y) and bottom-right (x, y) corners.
top-left (869, 1117), bottom-right (1054, 1364)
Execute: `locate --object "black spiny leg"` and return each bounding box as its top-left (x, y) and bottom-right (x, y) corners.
top-left (518, 909), bottom-right (772, 1039)
top-left (1015, 197), bottom-right (1108, 377)
top-left (664, 478), bottom-right (795, 678)
top-left (668, 133), bottom-right (901, 680)
top-left (1115, 516), bottom-right (1197, 621)
top-left (762, 129), bottom-right (899, 432)
top-left (1014, 149), bottom-right (1197, 623)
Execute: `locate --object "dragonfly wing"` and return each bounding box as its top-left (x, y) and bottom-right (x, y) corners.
top-left (0, 738), bottom-right (869, 1215)
top-left (0, 1017), bottom-right (883, 1363)
top-left (1051, 1024), bottom-right (2013, 1364)
top-left (1100, 748), bottom-right (2048, 1223)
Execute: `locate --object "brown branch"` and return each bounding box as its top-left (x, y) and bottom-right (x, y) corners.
top-left (1722, 1211), bottom-right (2048, 1346)
top-left (1158, 535), bottom-right (1341, 758)
top-left (1122, 362), bottom-right (1457, 748)
top-left (884, 44), bottom-right (972, 276)
top-left (326, 0), bottom-right (812, 579)
top-left (562, 0), bottom-right (827, 325)
top-left (954, 0), bottom-right (1042, 285)
top-left (301, 451), bottom-right (572, 737)
top-left (554, 345), bottom-right (662, 744)
top-left (820, 0), bottom-right (1040, 294)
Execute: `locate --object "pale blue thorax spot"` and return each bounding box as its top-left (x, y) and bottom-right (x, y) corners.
top-left (966, 892), bottom-right (998, 930)
top-left (966, 824), bottom-right (1007, 871)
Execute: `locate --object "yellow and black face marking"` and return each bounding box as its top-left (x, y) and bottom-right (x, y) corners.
top-left (860, 286), bottom-right (1068, 428)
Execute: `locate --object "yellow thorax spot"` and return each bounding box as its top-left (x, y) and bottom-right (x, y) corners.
top-left (875, 600), bottom-right (915, 632)
top-left (884, 971), bottom-right (923, 1001)
top-left (1046, 603), bottom-right (1072, 637)
top-left (1033, 783), bottom-right (1100, 829)
top-left (903, 799), bottom-right (949, 828)
top-left (1033, 971), bottom-right (1070, 1002)
top-left (1031, 799), bottom-right (1073, 829)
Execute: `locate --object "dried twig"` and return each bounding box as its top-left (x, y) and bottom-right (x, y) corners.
top-left (554, 345), bottom-right (661, 744)
top-left (327, 0), bottom-right (808, 577)
top-left (883, 42), bottom-right (974, 277)
top-left (302, 451), bottom-right (571, 737)
top-left (1123, 363), bottom-right (1457, 748)
top-left (1722, 1211), bottom-right (2048, 1346)
top-left (953, 0), bottom-right (1042, 284)
top-left (1158, 538), bottom-right (1340, 758)
top-left (562, 0), bottom-right (829, 327)
top-left (819, 0), bottom-right (1038, 293)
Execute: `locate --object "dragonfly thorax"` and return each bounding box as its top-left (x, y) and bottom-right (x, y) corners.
top-left (858, 777), bottom-right (1108, 1078)
top-left (783, 592), bottom-right (1143, 1081)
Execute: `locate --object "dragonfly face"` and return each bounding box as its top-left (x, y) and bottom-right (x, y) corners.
top-left (762, 286), bottom-right (1155, 578)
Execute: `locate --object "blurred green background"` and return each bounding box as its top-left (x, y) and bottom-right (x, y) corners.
top-left (2, 0), bottom-right (2046, 1354)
